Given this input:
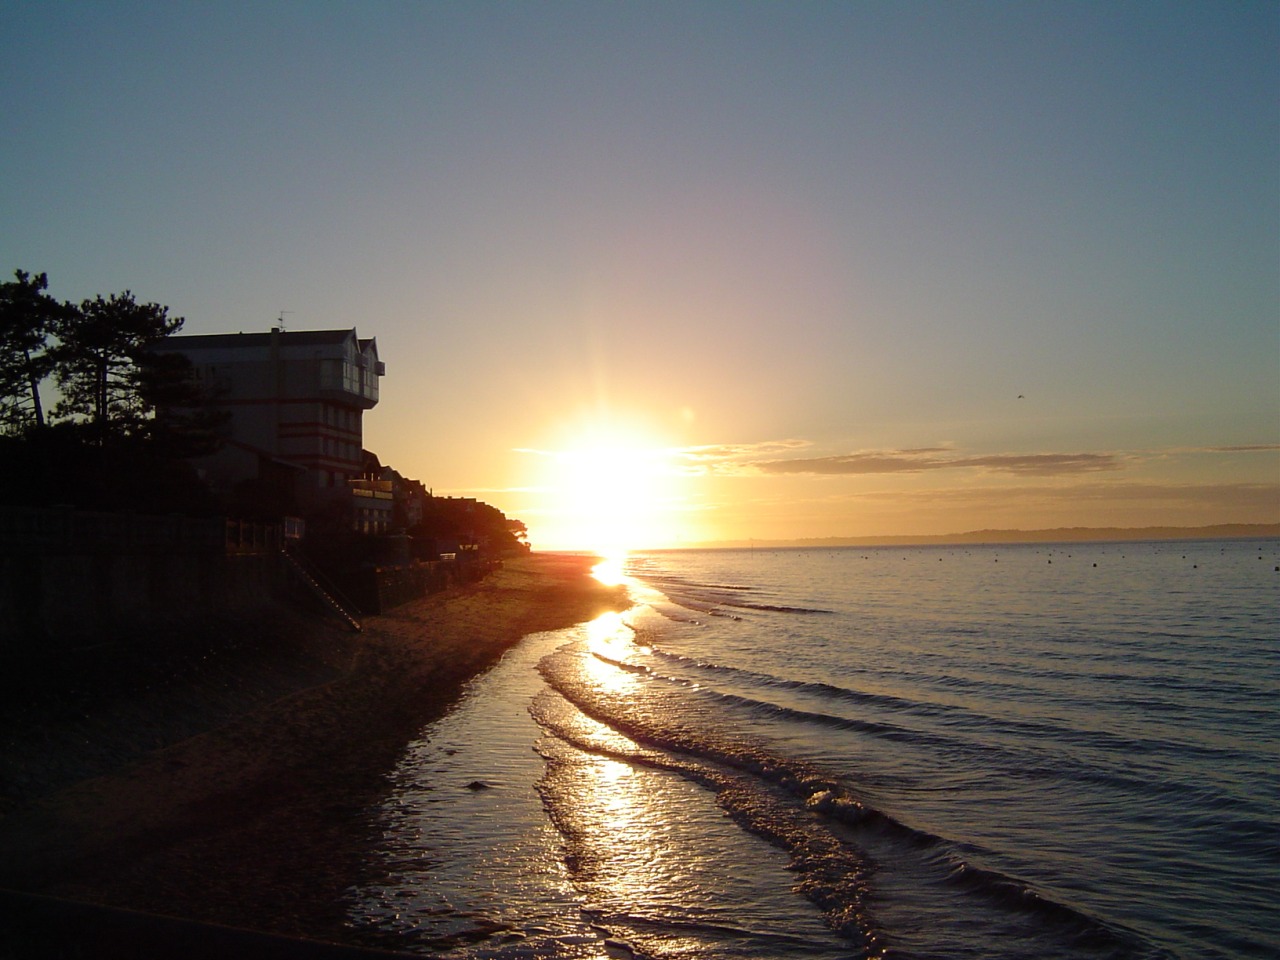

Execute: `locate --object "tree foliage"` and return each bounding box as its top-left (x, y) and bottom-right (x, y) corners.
top-left (0, 270), bottom-right (68, 435)
top-left (51, 290), bottom-right (185, 443)
top-left (411, 496), bottom-right (530, 556)
top-left (0, 270), bottom-right (227, 512)
top-left (132, 349), bottom-right (230, 457)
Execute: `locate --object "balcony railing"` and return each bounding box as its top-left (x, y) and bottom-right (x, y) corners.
top-left (320, 359), bottom-right (380, 406)
top-left (349, 479), bottom-right (393, 500)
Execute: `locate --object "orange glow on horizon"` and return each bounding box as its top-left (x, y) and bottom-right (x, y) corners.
top-left (521, 420), bottom-right (689, 553)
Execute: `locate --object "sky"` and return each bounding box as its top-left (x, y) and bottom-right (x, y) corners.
top-left (3, 1), bottom-right (1277, 550)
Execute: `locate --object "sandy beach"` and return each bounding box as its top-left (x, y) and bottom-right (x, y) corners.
top-left (0, 552), bottom-right (626, 950)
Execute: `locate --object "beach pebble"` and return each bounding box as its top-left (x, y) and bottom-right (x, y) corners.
top-left (465, 780), bottom-right (491, 791)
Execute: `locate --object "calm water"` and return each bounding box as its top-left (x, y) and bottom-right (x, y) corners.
top-left (348, 540), bottom-right (1280, 959)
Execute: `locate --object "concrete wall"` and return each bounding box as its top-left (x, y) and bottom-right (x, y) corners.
top-left (0, 551), bottom-right (283, 651)
top-left (362, 561), bottom-right (458, 614)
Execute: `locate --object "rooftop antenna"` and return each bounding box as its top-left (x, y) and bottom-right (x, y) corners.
top-left (277, 310), bottom-right (294, 331)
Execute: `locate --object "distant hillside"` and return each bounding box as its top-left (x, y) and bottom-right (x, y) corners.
top-left (692, 523), bottom-right (1280, 550)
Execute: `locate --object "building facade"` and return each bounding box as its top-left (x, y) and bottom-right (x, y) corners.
top-left (153, 328), bottom-right (385, 522)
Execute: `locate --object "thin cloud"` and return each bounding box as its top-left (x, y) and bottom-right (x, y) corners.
top-left (674, 439), bottom-right (811, 476)
top-left (757, 453), bottom-right (938, 475)
top-left (518, 436), bottom-right (1271, 483)
top-left (959, 453), bottom-right (1121, 475)
top-left (681, 439), bottom-right (811, 461)
top-left (755, 450), bottom-right (1122, 477)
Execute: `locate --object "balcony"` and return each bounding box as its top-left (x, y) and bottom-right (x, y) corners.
top-left (320, 359), bottom-right (380, 408)
top-left (349, 478), bottom-right (393, 500)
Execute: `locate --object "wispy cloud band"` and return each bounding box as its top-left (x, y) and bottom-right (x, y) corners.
top-left (753, 450), bottom-right (1122, 477)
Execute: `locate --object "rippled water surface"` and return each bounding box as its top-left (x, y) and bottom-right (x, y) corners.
top-left (349, 539), bottom-right (1279, 959)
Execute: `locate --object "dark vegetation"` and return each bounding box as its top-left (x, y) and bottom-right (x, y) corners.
top-left (0, 268), bottom-right (531, 551)
top-left (0, 270), bottom-right (226, 515)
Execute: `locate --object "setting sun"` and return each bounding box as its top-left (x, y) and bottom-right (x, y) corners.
top-left (522, 424), bottom-right (688, 553)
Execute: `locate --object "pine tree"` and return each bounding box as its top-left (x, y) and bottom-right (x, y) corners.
top-left (0, 270), bottom-right (67, 435)
top-left (51, 290), bottom-right (185, 443)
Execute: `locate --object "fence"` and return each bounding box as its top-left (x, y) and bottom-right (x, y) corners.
top-left (224, 520), bottom-right (281, 555)
top-left (0, 507), bottom-right (298, 557)
top-left (0, 506), bottom-right (223, 554)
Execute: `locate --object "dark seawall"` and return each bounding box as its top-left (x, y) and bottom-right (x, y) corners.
top-left (0, 510), bottom-right (352, 814)
top-left (1, 508), bottom-right (288, 651)
top-left (1, 549), bottom-right (284, 649)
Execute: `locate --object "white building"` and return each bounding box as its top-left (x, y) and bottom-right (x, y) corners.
top-left (154, 327), bottom-right (388, 524)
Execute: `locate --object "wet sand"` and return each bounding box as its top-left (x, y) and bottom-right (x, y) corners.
top-left (0, 552), bottom-right (625, 948)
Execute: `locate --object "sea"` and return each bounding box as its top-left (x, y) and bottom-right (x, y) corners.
top-left (347, 539), bottom-right (1279, 960)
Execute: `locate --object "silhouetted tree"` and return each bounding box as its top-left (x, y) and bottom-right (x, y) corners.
top-left (411, 495), bottom-right (529, 556)
top-left (134, 350), bottom-right (229, 457)
top-left (0, 270), bottom-right (69, 435)
top-left (51, 291), bottom-right (184, 444)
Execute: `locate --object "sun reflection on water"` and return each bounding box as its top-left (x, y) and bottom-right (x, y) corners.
top-left (591, 552), bottom-right (628, 587)
top-left (574, 755), bottom-right (668, 911)
top-left (548, 739), bottom-right (802, 958)
top-left (582, 611), bottom-right (638, 696)
top-left (531, 606), bottom-right (853, 957)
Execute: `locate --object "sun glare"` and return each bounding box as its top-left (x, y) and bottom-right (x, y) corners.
top-left (592, 553), bottom-right (628, 586)
top-left (530, 425), bottom-right (685, 553)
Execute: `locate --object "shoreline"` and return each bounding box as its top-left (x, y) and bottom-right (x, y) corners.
top-left (0, 552), bottom-right (626, 946)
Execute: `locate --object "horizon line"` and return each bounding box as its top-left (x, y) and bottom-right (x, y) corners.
top-left (678, 522), bottom-right (1280, 549)
top-left (537, 522), bottom-right (1280, 553)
